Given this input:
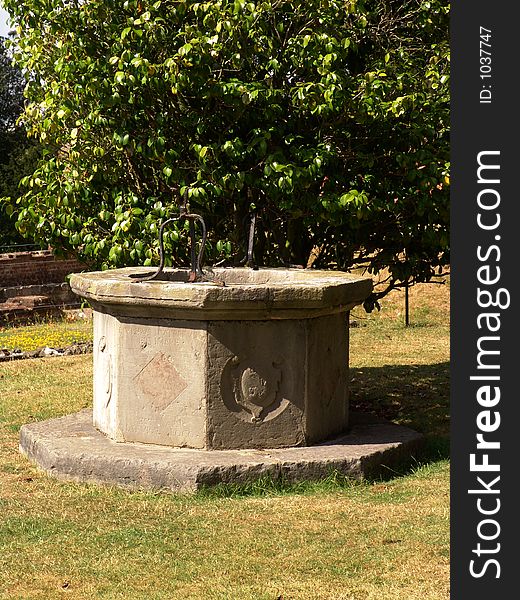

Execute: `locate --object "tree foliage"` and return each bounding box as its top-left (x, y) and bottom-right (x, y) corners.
top-left (0, 35), bottom-right (24, 133)
top-left (1, 33), bottom-right (39, 246)
top-left (2, 0), bottom-right (449, 308)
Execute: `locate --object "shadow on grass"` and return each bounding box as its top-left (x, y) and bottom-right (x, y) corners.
top-left (349, 361), bottom-right (450, 439)
top-left (349, 361), bottom-right (450, 479)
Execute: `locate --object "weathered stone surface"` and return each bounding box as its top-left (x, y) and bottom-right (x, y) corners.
top-left (90, 310), bottom-right (356, 449)
top-left (206, 319), bottom-right (307, 449)
top-left (205, 313), bottom-right (350, 449)
top-left (72, 266), bottom-right (372, 450)
top-left (69, 267), bottom-right (373, 320)
top-left (19, 410), bottom-right (424, 493)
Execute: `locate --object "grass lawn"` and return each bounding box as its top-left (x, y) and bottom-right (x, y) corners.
top-left (0, 280), bottom-right (449, 600)
top-left (0, 315), bottom-right (93, 352)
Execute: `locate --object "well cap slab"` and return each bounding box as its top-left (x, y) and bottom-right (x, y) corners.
top-left (70, 267), bottom-right (372, 319)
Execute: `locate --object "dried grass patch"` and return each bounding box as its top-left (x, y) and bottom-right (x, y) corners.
top-left (0, 279), bottom-right (450, 599)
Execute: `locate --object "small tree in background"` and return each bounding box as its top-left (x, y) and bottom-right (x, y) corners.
top-left (1, 34), bottom-right (37, 247)
top-left (2, 0), bottom-right (449, 309)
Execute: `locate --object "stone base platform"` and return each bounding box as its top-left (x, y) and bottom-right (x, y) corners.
top-left (19, 410), bottom-right (424, 493)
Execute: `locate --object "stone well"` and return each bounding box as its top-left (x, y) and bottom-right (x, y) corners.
top-left (69, 267), bottom-right (372, 450)
top-left (19, 266), bottom-right (425, 492)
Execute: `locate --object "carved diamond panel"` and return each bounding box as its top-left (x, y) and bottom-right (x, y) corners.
top-left (134, 353), bottom-right (187, 412)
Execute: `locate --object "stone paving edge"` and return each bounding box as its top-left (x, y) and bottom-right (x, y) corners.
top-left (19, 409), bottom-right (424, 493)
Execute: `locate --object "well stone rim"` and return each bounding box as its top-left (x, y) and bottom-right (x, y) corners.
top-left (70, 267), bottom-right (373, 320)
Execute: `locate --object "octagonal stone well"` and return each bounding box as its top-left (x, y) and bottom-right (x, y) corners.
top-left (69, 267), bottom-right (372, 450)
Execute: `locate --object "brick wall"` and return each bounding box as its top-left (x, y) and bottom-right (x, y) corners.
top-left (0, 250), bottom-right (87, 288)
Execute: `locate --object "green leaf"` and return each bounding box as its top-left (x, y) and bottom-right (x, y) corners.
top-left (2, 0), bottom-right (449, 305)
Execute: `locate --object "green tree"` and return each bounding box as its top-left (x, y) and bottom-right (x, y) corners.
top-left (2, 0), bottom-right (449, 308)
top-left (1, 33), bottom-right (40, 247)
